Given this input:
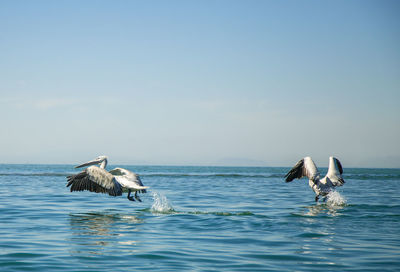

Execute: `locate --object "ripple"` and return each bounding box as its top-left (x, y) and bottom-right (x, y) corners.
top-left (1, 165), bottom-right (400, 272)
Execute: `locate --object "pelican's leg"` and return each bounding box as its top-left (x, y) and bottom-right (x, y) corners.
top-left (315, 195), bottom-right (319, 202)
top-left (127, 189), bottom-right (135, 201)
top-left (134, 191), bottom-right (142, 202)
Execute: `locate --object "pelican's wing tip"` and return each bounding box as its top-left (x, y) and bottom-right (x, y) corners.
top-left (284, 158), bottom-right (305, 182)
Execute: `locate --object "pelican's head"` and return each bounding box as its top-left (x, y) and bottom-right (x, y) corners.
top-left (75, 155), bottom-right (108, 169)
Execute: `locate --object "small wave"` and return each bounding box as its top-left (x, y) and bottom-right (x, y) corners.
top-left (142, 173), bottom-right (280, 179)
top-left (146, 193), bottom-right (255, 217)
top-left (344, 173), bottom-right (400, 181)
top-left (0, 171), bottom-right (284, 179)
top-left (141, 208), bottom-right (255, 217)
top-left (187, 211), bottom-right (254, 216)
top-left (0, 172), bottom-right (70, 177)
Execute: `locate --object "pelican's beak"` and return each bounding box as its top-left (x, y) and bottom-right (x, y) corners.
top-left (75, 158), bottom-right (101, 168)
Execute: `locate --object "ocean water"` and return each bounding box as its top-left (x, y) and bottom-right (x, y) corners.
top-left (0, 165), bottom-right (399, 271)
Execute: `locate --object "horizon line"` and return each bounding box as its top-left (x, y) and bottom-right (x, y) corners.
top-left (0, 162), bottom-right (398, 170)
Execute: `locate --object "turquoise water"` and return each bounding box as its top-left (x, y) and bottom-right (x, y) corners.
top-left (0, 165), bottom-right (399, 271)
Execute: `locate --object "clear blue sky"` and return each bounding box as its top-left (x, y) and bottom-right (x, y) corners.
top-left (0, 0), bottom-right (399, 167)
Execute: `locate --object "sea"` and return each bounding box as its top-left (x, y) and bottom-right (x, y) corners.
top-left (0, 164), bottom-right (399, 271)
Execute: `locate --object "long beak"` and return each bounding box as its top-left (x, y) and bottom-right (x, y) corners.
top-left (75, 159), bottom-right (101, 169)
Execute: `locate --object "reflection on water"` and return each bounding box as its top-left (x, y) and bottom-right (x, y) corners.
top-left (303, 203), bottom-right (346, 217)
top-left (68, 210), bottom-right (144, 256)
top-left (295, 202), bottom-right (346, 265)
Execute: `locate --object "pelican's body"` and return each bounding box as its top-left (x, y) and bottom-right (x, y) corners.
top-left (67, 156), bottom-right (148, 202)
top-left (285, 156), bottom-right (345, 202)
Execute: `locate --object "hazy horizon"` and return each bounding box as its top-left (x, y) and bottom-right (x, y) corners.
top-left (1, 157), bottom-right (399, 169)
top-left (1, 1), bottom-right (399, 168)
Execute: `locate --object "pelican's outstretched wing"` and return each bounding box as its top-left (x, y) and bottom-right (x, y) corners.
top-left (67, 166), bottom-right (122, 196)
top-left (325, 156), bottom-right (345, 186)
top-left (285, 157), bottom-right (320, 182)
top-left (109, 167), bottom-right (148, 193)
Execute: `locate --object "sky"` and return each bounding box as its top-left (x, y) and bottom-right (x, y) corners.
top-left (0, 0), bottom-right (399, 167)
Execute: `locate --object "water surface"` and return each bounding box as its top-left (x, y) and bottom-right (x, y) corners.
top-left (0, 165), bottom-right (399, 271)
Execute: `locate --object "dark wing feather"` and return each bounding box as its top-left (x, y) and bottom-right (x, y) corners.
top-left (284, 159), bottom-right (304, 182)
top-left (67, 169), bottom-right (122, 197)
top-left (335, 158), bottom-right (343, 175)
top-left (135, 175), bottom-right (147, 193)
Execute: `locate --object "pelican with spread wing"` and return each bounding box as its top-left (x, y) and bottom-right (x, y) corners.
top-left (66, 155), bottom-right (148, 202)
top-left (284, 156), bottom-right (345, 202)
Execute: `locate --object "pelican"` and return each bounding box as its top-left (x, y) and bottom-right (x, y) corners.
top-left (284, 156), bottom-right (345, 202)
top-left (66, 155), bottom-right (148, 202)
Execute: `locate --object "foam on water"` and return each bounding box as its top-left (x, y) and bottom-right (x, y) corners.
top-left (326, 190), bottom-right (347, 206)
top-left (150, 192), bottom-right (175, 214)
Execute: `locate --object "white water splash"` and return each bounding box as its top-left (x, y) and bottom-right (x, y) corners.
top-left (326, 190), bottom-right (347, 206)
top-left (150, 192), bottom-right (175, 214)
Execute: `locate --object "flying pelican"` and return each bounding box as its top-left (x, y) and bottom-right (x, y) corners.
top-left (66, 155), bottom-right (148, 202)
top-left (284, 156), bottom-right (345, 202)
